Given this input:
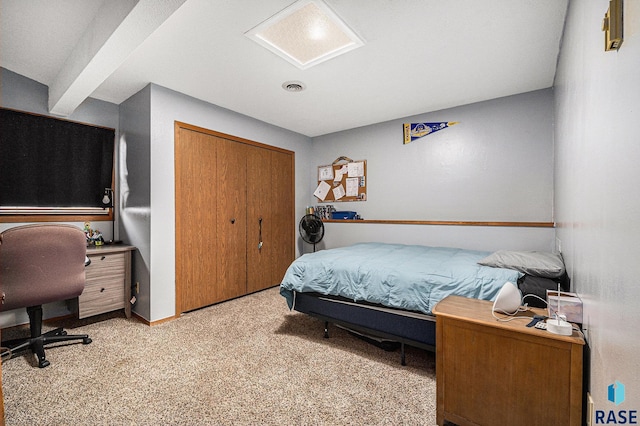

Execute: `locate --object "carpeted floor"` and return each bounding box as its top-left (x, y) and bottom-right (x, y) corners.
top-left (2, 287), bottom-right (437, 425)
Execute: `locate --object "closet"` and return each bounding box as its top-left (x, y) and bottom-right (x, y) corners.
top-left (174, 122), bottom-right (294, 314)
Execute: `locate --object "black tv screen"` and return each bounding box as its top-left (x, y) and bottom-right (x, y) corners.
top-left (0, 107), bottom-right (115, 208)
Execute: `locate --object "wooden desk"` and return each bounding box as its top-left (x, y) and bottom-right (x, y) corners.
top-left (81, 245), bottom-right (135, 319)
top-left (433, 295), bottom-right (584, 426)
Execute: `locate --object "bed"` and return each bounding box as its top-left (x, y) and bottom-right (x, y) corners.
top-left (279, 242), bottom-right (567, 364)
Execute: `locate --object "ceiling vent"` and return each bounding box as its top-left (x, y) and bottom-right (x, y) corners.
top-left (245, 0), bottom-right (364, 70)
top-left (282, 81), bottom-right (306, 92)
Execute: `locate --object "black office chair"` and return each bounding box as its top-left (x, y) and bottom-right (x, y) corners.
top-left (0, 224), bottom-right (92, 368)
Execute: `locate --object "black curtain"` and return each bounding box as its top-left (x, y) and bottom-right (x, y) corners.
top-left (0, 108), bottom-right (115, 208)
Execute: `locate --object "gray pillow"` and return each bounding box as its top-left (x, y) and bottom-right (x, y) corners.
top-left (478, 250), bottom-right (565, 278)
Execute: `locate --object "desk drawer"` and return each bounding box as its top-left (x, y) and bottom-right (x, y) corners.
top-left (79, 252), bottom-right (126, 318)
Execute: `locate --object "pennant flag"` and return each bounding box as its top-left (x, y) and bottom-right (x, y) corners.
top-left (403, 122), bottom-right (459, 144)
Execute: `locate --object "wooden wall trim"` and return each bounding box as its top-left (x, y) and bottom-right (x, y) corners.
top-left (0, 212), bottom-right (113, 223)
top-left (323, 219), bottom-right (555, 228)
top-left (174, 121), bottom-right (294, 155)
top-left (131, 312), bottom-right (174, 326)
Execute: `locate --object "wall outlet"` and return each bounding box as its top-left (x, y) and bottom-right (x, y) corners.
top-left (586, 392), bottom-right (594, 426)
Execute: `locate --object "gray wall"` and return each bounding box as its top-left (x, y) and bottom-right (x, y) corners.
top-left (5, 2), bottom-right (639, 409)
top-left (1, 68), bottom-right (119, 129)
top-left (1, 68), bottom-right (557, 325)
top-left (554, 0), bottom-right (640, 412)
top-left (133, 84), bottom-right (314, 322)
top-left (310, 89), bottom-right (556, 253)
top-left (120, 84), bottom-right (558, 321)
top-left (118, 85), bottom-right (152, 321)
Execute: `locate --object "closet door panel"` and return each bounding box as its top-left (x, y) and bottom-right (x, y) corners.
top-left (176, 121), bottom-right (295, 314)
top-left (246, 146), bottom-right (273, 293)
top-left (270, 150), bottom-right (295, 286)
top-left (215, 137), bottom-right (248, 301)
top-left (175, 128), bottom-right (219, 313)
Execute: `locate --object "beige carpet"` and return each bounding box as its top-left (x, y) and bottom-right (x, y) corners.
top-left (2, 287), bottom-right (437, 425)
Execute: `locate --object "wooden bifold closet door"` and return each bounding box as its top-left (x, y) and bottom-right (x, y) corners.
top-left (175, 122), bottom-right (294, 315)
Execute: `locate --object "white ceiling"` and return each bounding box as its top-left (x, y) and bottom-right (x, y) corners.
top-left (1, 0), bottom-right (569, 137)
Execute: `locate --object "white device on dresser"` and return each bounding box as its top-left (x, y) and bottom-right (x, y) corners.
top-left (492, 281), bottom-right (522, 315)
top-left (547, 283), bottom-right (573, 335)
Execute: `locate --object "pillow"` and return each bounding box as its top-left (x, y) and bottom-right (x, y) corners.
top-left (518, 275), bottom-right (563, 307)
top-left (478, 250), bottom-right (565, 278)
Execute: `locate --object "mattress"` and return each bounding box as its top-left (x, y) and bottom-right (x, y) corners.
top-left (280, 242), bottom-right (523, 315)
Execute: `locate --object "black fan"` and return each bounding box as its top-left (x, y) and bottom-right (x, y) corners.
top-left (299, 214), bottom-right (325, 251)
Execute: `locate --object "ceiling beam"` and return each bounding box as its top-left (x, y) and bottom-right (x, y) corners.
top-left (48, 0), bottom-right (187, 116)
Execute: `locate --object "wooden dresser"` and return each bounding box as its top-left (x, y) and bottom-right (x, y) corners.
top-left (433, 295), bottom-right (584, 426)
top-left (81, 245), bottom-right (135, 319)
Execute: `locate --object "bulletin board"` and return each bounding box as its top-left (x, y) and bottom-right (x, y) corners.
top-left (314, 156), bottom-right (367, 203)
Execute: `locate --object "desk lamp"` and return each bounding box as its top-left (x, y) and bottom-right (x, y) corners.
top-left (492, 282), bottom-right (522, 315)
top-left (101, 188), bottom-right (120, 244)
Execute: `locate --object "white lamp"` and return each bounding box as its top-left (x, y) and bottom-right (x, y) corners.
top-left (492, 282), bottom-right (522, 315)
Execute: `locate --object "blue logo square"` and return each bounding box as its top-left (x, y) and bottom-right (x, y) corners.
top-left (608, 381), bottom-right (626, 406)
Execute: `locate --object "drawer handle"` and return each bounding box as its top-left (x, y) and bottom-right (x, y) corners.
top-left (100, 288), bottom-right (105, 293)
top-left (101, 256), bottom-right (106, 260)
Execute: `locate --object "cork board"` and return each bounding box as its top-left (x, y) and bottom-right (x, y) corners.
top-left (314, 157), bottom-right (367, 203)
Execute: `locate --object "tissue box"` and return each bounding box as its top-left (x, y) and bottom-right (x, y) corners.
top-left (546, 290), bottom-right (583, 324)
top-left (331, 211), bottom-right (357, 220)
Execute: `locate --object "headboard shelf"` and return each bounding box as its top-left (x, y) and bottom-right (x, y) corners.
top-left (323, 219), bottom-right (554, 228)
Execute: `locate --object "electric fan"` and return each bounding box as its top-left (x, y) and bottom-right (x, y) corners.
top-left (298, 214), bottom-right (325, 252)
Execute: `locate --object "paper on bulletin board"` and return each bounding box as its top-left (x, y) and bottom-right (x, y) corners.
top-left (334, 165), bottom-right (347, 183)
top-left (318, 165), bottom-right (334, 181)
top-left (332, 184), bottom-right (346, 200)
top-left (347, 162), bottom-right (364, 177)
top-left (345, 177), bottom-right (359, 196)
top-left (313, 180), bottom-right (331, 201)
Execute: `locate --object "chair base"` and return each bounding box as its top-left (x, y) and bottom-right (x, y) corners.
top-left (1, 306), bottom-right (92, 368)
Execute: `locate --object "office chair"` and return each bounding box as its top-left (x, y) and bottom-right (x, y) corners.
top-left (1, 224), bottom-right (92, 368)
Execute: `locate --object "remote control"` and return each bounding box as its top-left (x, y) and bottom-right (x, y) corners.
top-left (535, 321), bottom-right (547, 330)
top-left (526, 315), bottom-right (546, 327)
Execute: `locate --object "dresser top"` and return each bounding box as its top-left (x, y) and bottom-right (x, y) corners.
top-left (433, 295), bottom-right (585, 345)
top-left (86, 244), bottom-right (135, 255)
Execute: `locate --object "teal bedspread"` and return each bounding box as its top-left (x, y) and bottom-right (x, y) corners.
top-left (279, 242), bottom-right (522, 315)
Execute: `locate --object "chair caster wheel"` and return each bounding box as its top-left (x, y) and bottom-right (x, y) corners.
top-left (38, 359), bottom-right (50, 368)
top-left (83, 337), bottom-right (92, 344)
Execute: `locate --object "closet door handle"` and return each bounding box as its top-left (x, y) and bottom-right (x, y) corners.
top-left (258, 217), bottom-right (263, 250)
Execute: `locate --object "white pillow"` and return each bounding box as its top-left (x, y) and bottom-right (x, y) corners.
top-left (478, 250), bottom-right (565, 278)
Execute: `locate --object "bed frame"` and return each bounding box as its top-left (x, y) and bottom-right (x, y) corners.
top-left (292, 291), bottom-right (436, 365)
top-left (290, 272), bottom-right (570, 365)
